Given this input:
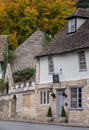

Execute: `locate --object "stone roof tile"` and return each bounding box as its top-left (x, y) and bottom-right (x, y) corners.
top-left (36, 9), bottom-right (89, 58)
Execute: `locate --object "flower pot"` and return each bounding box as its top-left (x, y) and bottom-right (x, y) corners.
top-left (46, 117), bottom-right (53, 122)
top-left (59, 117), bottom-right (67, 123)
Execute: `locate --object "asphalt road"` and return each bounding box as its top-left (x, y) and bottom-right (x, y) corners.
top-left (0, 121), bottom-right (88, 130)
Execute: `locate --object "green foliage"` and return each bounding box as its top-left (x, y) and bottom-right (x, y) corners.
top-left (13, 68), bottom-right (35, 83)
top-left (0, 78), bottom-right (6, 92)
top-left (61, 106), bottom-right (66, 117)
top-left (47, 107), bottom-right (52, 117)
top-left (2, 43), bottom-right (8, 76)
top-left (8, 50), bottom-right (16, 64)
top-left (77, 0), bottom-right (89, 8)
top-left (42, 33), bottom-right (52, 48)
top-left (0, 0), bottom-right (76, 50)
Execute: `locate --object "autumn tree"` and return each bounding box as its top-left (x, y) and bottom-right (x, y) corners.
top-left (0, 0), bottom-right (76, 50)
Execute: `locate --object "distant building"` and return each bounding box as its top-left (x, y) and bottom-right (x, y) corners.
top-left (12, 30), bottom-right (44, 72)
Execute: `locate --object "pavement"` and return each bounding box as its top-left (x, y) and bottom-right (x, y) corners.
top-left (1, 118), bottom-right (89, 128)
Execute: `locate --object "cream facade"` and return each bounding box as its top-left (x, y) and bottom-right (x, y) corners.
top-left (35, 56), bottom-right (89, 124)
top-left (39, 50), bottom-right (89, 83)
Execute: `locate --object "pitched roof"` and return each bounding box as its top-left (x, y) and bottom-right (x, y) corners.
top-left (66, 8), bottom-right (89, 19)
top-left (36, 8), bottom-right (89, 58)
top-left (16, 30), bottom-right (44, 53)
top-left (12, 30), bottom-right (44, 72)
top-left (0, 35), bottom-right (7, 62)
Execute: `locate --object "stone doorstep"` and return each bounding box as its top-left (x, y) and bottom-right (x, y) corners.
top-left (0, 119), bottom-right (89, 128)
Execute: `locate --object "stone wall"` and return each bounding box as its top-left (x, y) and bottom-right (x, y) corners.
top-left (0, 78), bottom-right (89, 125)
top-left (66, 79), bottom-right (89, 124)
top-left (0, 95), bottom-right (9, 119)
top-left (35, 78), bottom-right (89, 124)
top-left (20, 92), bottom-right (37, 120)
top-left (35, 84), bottom-right (57, 121)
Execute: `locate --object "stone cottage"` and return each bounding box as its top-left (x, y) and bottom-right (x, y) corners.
top-left (35, 8), bottom-right (89, 124)
top-left (11, 30), bottom-right (44, 72)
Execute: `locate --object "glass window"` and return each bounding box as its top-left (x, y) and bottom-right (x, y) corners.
top-left (70, 87), bottom-right (82, 109)
top-left (40, 90), bottom-right (49, 104)
top-left (78, 51), bottom-right (87, 71)
top-left (48, 57), bottom-right (54, 74)
top-left (68, 19), bottom-right (76, 33)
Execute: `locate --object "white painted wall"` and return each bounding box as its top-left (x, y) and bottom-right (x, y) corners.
top-left (39, 50), bottom-right (89, 84)
top-left (77, 18), bottom-right (86, 30)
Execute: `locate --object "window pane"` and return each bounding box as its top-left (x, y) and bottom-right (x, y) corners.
top-left (49, 65), bottom-right (54, 73)
top-left (47, 91), bottom-right (49, 104)
top-left (44, 91), bottom-right (46, 104)
top-left (40, 90), bottom-right (49, 104)
top-left (70, 87), bottom-right (82, 109)
top-left (79, 51), bottom-right (86, 70)
top-left (48, 57), bottom-right (54, 73)
top-left (78, 88), bottom-right (82, 108)
top-left (71, 88), bottom-right (77, 108)
top-left (68, 19), bottom-right (76, 33)
top-left (40, 91), bottom-right (42, 104)
top-left (71, 19), bottom-right (76, 32)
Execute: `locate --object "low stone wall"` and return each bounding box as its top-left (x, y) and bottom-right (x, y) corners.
top-left (9, 81), bottom-right (36, 94)
top-left (0, 78), bottom-right (89, 125)
top-left (0, 95), bottom-right (10, 119)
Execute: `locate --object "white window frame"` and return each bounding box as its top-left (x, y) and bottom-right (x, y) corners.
top-left (78, 51), bottom-right (87, 71)
top-left (40, 90), bottom-right (49, 104)
top-left (70, 87), bottom-right (83, 109)
top-left (48, 56), bottom-right (54, 74)
top-left (68, 19), bottom-right (76, 33)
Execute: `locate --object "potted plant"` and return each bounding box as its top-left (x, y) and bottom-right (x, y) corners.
top-left (46, 107), bottom-right (53, 122)
top-left (59, 106), bottom-right (67, 122)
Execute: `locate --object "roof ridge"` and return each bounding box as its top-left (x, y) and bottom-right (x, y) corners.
top-left (15, 30), bottom-right (44, 52)
top-left (75, 8), bottom-right (80, 15)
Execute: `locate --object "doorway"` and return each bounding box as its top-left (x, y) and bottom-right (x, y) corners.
top-left (57, 90), bottom-right (64, 120)
top-left (11, 95), bottom-right (17, 118)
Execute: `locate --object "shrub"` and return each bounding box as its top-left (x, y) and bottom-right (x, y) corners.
top-left (47, 107), bottom-right (52, 117)
top-left (0, 78), bottom-right (7, 93)
top-left (61, 106), bottom-right (66, 117)
top-left (8, 50), bottom-right (16, 64)
top-left (13, 68), bottom-right (35, 83)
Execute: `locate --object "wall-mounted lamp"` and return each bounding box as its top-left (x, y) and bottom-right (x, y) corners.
top-left (62, 91), bottom-right (67, 98)
top-left (51, 92), bottom-right (56, 98)
top-left (49, 87), bottom-right (56, 98)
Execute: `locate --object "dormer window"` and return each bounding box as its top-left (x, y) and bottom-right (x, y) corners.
top-left (68, 19), bottom-right (76, 33)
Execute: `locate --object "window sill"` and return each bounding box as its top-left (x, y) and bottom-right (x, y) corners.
top-left (48, 72), bottom-right (54, 75)
top-left (79, 69), bottom-right (87, 72)
top-left (69, 108), bottom-right (83, 111)
top-left (40, 104), bottom-right (49, 106)
top-left (67, 30), bottom-right (76, 34)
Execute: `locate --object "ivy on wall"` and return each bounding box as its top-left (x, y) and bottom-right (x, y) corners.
top-left (0, 78), bottom-right (6, 92)
top-left (1, 43), bottom-right (8, 77)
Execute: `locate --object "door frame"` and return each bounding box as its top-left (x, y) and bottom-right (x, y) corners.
top-left (56, 89), bottom-right (65, 120)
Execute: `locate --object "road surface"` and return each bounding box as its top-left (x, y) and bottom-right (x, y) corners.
top-left (0, 121), bottom-right (88, 130)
